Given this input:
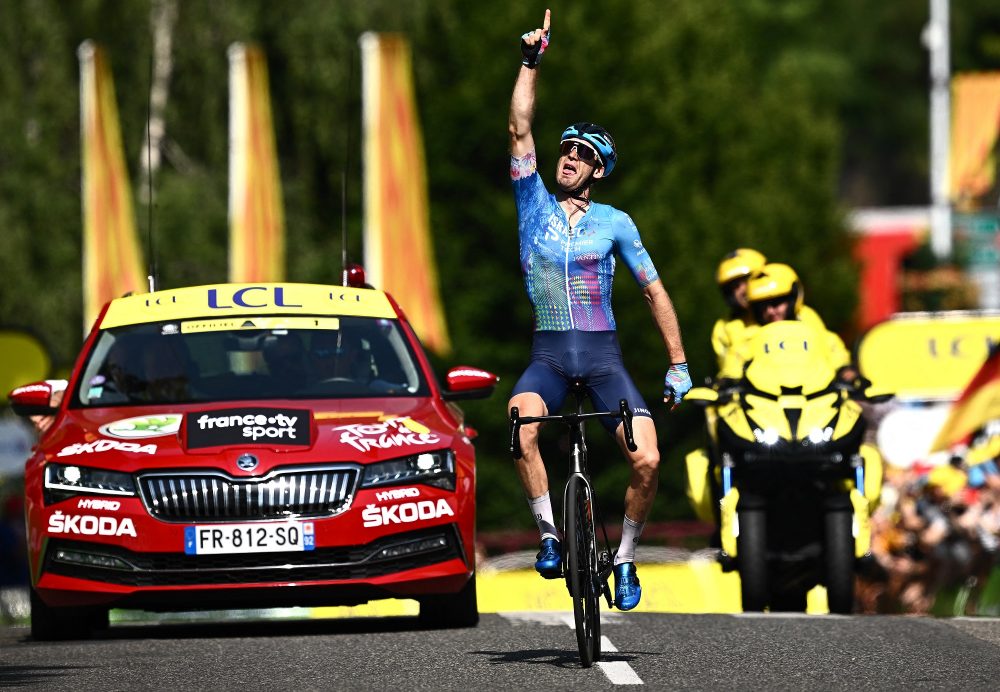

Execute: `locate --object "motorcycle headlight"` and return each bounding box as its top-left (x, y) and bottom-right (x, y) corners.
top-left (360, 450), bottom-right (455, 491)
top-left (753, 428), bottom-right (780, 446)
top-left (806, 427), bottom-right (834, 445)
top-left (45, 463), bottom-right (137, 504)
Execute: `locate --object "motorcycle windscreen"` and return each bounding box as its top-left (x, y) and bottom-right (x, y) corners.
top-left (743, 321), bottom-right (837, 396)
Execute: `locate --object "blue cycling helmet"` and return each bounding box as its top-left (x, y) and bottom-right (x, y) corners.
top-left (560, 122), bottom-right (617, 177)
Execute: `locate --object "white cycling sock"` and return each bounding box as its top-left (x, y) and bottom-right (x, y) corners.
top-left (615, 515), bottom-right (644, 565)
top-left (528, 492), bottom-right (559, 541)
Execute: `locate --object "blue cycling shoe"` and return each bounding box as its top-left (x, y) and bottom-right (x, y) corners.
top-left (534, 537), bottom-right (562, 579)
top-left (613, 562), bottom-right (642, 610)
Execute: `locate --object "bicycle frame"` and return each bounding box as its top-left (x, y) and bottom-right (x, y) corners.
top-left (509, 384), bottom-right (637, 666)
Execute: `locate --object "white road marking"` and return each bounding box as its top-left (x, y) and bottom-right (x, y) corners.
top-left (598, 636), bottom-right (644, 685)
top-left (498, 612), bottom-right (644, 685)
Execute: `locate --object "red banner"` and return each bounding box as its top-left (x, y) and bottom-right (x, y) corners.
top-left (79, 42), bottom-right (146, 332)
top-left (229, 43), bottom-right (285, 283)
top-left (361, 33), bottom-right (450, 355)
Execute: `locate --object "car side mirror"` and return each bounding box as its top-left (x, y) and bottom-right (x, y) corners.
top-left (441, 366), bottom-right (499, 401)
top-left (8, 379), bottom-right (66, 417)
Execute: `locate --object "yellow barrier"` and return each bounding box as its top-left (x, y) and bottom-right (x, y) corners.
top-left (309, 562), bottom-right (831, 617)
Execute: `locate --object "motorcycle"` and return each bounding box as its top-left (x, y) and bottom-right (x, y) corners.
top-left (685, 320), bottom-right (888, 613)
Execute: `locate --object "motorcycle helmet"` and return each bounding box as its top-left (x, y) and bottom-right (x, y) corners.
top-left (747, 262), bottom-right (804, 324)
top-left (716, 248), bottom-right (766, 310)
top-left (560, 122), bottom-right (617, 176)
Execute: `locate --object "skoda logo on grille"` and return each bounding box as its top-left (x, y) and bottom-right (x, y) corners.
top-left (236, 453), bottom-right (259, 471)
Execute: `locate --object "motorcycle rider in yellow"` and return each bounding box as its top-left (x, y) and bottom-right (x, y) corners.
top-left (687, 262), bottom-right (864, 528)
top-left (718, 263), bottom-right (851, 380)
top-left (712, 248), bottom-right (766, 371)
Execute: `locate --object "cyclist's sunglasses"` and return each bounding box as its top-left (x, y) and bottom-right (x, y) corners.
top-left (559, 140), bottom-right (601, 165)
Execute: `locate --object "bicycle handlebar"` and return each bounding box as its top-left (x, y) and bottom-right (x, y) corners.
top-left (509, 398), bottom-right (637, 460)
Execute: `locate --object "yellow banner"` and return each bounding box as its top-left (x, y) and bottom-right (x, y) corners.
top-left (361, 33), bottom-right (451, 355)
top-left (950, 72), bottom-right (1000, 206)
top-left (228, 43), bottom-right (285, 283)
top-left (857, 313), bottom-right (1000, 401)
top-left (79, 41), bottom-right (146, 332)
top-left (99, 283), bottom-right (395, 329)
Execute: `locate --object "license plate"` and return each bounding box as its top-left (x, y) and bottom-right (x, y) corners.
top-left (184, 522), bottom-right (315, 555)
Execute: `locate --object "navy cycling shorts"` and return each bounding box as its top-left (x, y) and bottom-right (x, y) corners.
top-left (511, 330), bottom-right (652, 434)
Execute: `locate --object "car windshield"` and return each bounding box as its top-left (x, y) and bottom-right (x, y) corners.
top-left (73, 315), bottom-right (428, 407)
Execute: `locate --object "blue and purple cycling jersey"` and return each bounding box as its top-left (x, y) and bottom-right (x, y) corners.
top-left (510, 149), bottom-right (659, 332)
top-left (510, 149), bottom-right (657, 427)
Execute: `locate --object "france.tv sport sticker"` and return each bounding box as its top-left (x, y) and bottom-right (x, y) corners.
top-left (186, 408), bottom-right (311, 448)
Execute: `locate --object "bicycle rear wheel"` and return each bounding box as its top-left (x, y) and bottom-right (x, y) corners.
top-left (566, 474), bottom-right (601, 667)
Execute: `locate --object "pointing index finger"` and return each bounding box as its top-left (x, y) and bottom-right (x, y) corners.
top-left (543, 9), bottom-right (551, 34)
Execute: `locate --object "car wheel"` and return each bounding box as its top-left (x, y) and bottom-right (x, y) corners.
top-left (30, 588), bottom-right (108, 641)
top-left (418, 574), bottom-right (479, 628)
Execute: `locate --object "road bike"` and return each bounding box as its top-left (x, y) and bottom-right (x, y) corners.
top-left (509, 382), bottom-right (637, 667)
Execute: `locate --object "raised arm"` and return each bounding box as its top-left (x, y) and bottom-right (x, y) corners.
top-left (509, 9), bottom-right (550, 158)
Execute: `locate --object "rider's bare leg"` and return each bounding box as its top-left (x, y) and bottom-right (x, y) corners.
top-left (509, 392), bottom-right (550, 497)
top-left (509, 392), bottom-right (557, 539)
top-left (615, 416), bottom-right (660, 559)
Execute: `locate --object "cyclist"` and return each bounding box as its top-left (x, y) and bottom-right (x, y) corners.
top-left (712, 248), bottom-right (766, 372)
top-left (508, 9), bottom-right (691, 611)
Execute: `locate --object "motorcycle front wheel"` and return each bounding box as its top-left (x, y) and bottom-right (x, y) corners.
top-left (737, 508), bottom-right (768, 611)
top-left (824, 509), bottom-right (855, 614)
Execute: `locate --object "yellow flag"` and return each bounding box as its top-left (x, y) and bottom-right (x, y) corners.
top-left (79, 42), bottom-right (146, 332)
top-left (228, 43), bottom-right (285, 283)
top-left (950, 72), bottom-right (1000, 205)
top-left (361, 33), bottom-right (451, 355)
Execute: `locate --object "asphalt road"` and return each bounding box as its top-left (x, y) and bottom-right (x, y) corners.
top-left (2, 611), bottom-right (1000, 690)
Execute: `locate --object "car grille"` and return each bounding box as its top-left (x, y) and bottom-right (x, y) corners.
top-left (137, 465), bottom-right (360, 522)
top-left (44, 527), bottom-right (463, 587)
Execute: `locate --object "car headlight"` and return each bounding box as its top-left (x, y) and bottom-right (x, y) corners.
top-left (44, 463), bottom-right (137, 504)
top-left (360, 450), bottom-right (455, 491)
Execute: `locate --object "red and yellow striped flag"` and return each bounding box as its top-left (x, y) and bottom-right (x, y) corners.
top-left (79, 41), bottom-right (146, 331)
top-left (950, 72), bottom-right (1000, 205)
top-left (931, 346), bottom-right (1000, 452)
top-left (361, 33), bottom-right (451, 355)
top-left (228, 43), bottom-right (285, 283)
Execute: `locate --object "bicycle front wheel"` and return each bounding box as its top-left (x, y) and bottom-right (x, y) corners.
top-left (566, 474), bottom-right (601, 667)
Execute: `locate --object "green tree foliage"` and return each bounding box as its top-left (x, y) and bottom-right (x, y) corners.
top-left (1, 1), bottom-right (998, 530)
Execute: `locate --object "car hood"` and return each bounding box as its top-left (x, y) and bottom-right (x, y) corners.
top-left (41, 398), bottom-right (460, 473)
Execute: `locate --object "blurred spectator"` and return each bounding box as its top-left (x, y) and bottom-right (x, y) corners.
top-left (862, 449), bottom-right (1000, 615)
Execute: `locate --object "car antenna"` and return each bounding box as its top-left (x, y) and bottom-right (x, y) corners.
top-left (341, 44), bottom-right (358, 287)
top-left (144, 48), bottom-right (157, 294)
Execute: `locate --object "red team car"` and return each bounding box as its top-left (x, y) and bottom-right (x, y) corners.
top-left (9, 281), bottom-right (497, 640)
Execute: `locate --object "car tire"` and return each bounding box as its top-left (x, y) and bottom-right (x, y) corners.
top-left (418, 573), bottom-right (479, 628)
top-left (30, 588), bottom-right (108, 641)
